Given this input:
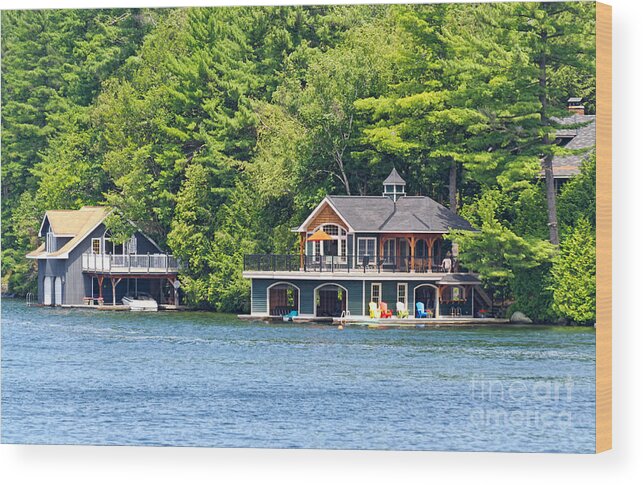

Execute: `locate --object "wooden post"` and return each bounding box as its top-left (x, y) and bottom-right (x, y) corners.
top-left (97, 275), bottom-right (104, 304)
top-left (427, 236), bottom-right (434, 271)
top-left (111, 277), bottom-right (122, 306)
top-left (299, 232), bottom-right (305, 270)
top-left (410, 236), bottom-right (416, 272)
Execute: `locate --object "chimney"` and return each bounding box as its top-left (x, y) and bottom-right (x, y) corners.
top-left (567, 97), bottom-right (585, 115)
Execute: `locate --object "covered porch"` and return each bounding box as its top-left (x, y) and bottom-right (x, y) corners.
top-left (84, 274), bottom-right (180, 307)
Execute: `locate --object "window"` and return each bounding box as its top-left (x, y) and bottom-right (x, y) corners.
top-left (323, 224), bottom-right (339, 236)
top-left (46, 228), bottom-right (55, 253)
top-left (397, 283), bottom-right (407, 307)
top-left (383, 239), bottom-right (396, 263)
top-left (126, 235), bottom-right (137, 254)
top-left (91, 238), bottom-right (101, 254)
top-left (371, 283), bottom-right (382, 305)
top-left (340, 239), bottom-right (347, 259)
top-left (357, 237), bottom-right (376, 264)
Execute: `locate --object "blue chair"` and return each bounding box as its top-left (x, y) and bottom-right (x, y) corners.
top-left (416, 302), bottom-right (428, 318)
top-left (282, 310), bottom-right (298, 322)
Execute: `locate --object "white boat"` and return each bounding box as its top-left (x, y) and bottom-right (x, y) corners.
top-left (122, 292), bottom-right (158, 312)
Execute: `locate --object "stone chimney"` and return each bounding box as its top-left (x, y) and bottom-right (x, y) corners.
top-left (567, 97), bottom-right (585, 115)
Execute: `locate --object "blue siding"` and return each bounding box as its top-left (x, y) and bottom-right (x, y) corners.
top-left (251, 278), bottom-right (363, 316)
top-left (35, 221), bottom-right (167, 306)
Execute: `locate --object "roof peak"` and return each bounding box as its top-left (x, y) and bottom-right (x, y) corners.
top-left (383, 167), bottom-right (406, 186)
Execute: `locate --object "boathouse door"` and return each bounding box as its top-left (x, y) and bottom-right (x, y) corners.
top-left (315, 284), bottom-right (347, 317)
top-left (54, 277), bottom-right (63, 306)
top-left (43, 276), bottom-right (52, 305)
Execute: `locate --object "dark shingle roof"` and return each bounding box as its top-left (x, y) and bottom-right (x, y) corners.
top-left (383, 168), bottom-right (406, 185)
top-left (439, 273), bottom-right (481, 284)
top-left (549, 114), bottom-right (596, 178)
top-left (327, 195), bottom-right (474, 233)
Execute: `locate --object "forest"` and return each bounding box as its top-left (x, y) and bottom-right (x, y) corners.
top-left (1, 3), bottom-right (596, 323)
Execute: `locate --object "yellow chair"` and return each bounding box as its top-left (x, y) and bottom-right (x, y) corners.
top-left (369, 302), bottom-right (381, 318)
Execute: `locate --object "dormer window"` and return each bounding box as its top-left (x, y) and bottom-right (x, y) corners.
top-left (46, 228), bottom-right (56, 253)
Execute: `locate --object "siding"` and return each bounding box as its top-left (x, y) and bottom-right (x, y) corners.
top-left (250, 278), bottom-right (477, 318)
top-left (36, 222), bottom-right (166, 306)
top-left (251, 278), bottom-right (363, 316)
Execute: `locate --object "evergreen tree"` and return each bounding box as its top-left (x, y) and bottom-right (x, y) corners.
top-left (552, 217), bottom-right (596, 323)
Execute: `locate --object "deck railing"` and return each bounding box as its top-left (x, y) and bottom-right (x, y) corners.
top-left (243, 254), bottom-right (455, 274)
top-left (82, 253), bottom-right (180, 274)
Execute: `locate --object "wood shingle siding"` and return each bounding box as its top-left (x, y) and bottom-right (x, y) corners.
top-left (306, 203), bottom-right (347, 232)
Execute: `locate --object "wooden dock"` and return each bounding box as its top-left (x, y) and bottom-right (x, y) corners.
top-left (237, 314), bottom-right (511, 327)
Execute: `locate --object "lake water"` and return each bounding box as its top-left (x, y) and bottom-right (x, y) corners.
top-left (1, 299), bottom-right (596, 452)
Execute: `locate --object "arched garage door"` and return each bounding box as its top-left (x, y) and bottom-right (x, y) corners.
top-left (54, 277), bottom-right (63, 306)
top-left (314, 284), bottom-right (347, 317)
top-left (414, 284), bottom-right (438, 317)
top-left (43, 276), bottom-right (53, 305)
top-left (268, 282), bottom-right (300, 316)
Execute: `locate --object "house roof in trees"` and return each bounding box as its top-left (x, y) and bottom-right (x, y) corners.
top-left (298, 195), bottom-right (475, 233)
top-left (548, 113), bottom-right (596, 179)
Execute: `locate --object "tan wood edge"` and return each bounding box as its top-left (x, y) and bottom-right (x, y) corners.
top-left (596, 1), bottom-right (612, 454)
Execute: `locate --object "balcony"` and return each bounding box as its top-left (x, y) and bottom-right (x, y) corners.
top-left (81, 253), bottom-right (180, 274)
top-left (243, 254), bottom-right (456, 274)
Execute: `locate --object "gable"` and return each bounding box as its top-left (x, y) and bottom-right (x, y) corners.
top-left (308, 203), bottom-right (347, 231)
top-left (297, 199), bottom-right (353, 233)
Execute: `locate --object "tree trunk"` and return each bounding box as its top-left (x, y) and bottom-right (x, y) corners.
top-left (539, 32), bottom-right (560, 246)
top-left (448, 158), bottom-right (458, 214)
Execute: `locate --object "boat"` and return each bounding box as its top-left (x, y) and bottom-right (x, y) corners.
top-left (122, 292), bottom-right (158, 312)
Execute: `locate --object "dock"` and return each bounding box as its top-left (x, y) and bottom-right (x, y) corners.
top-left (237, 314), bottom-right (511, 327)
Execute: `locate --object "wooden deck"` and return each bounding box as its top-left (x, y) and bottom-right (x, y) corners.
top-left (237, 314), bottom-right (511, 327)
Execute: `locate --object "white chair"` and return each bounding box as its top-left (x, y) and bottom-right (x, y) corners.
top-left (396, 301), bottom-right (409, 318)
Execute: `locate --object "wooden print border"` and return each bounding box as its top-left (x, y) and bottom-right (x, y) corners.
top-left (596, 1), bottom-right (612, 454)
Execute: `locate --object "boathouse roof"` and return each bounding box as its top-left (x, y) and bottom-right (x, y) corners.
top-left (27, 206), bottom-right (112, 259)
top-left (302, 195), bottom-right (475, 233)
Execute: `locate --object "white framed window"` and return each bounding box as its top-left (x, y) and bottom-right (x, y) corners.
top-left (357, 237), bottom-right (376, 264)
top-left (46, 228), bottom-right (56, 253)
top-left (323, 224), bottom-right (339, 236)
top-left (397, 283), bottom-right (407, 307)
top-left (371, 283), bottom-right (382, 305)
top-left (340, 239), bottom-right (347, 259)
top-left (91, 238), bottom-right (101, 254)
top-left (125, 234), bottom-right (137, 254)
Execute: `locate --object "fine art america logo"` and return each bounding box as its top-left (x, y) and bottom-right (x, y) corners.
top-left (469, 375), bottom-right (575, 432)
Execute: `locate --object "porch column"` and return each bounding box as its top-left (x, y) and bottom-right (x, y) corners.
top-left (471, 286), bottom-right (475, 317)
top-left (299, 232), bottom-right (305, 270)
top-left (97, 275), bottom-right (104, 304)
top-left (410, 236), bottom-right (416, 273)
top-left (427, 235), bottom-right (434, 271)
top-left (110, 277), bottom-right (122, 306)
top-left (436, 286), bottom-right (442, 318)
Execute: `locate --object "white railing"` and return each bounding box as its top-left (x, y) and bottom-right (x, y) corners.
top-left (82, 253), bottom-right (180, 273)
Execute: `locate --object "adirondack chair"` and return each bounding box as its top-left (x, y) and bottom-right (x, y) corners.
top-left (369, 302), bottom-right (381, 318)
top-left (380, 302), bottom-right (393, 318)
top-left (396, 302), bottom-right (409, 318)
top-left (282, 310), bottom-right (298, 322)
top-left (416, 301), bottom-right (428, 318)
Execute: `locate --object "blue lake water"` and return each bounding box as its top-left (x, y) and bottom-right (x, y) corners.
top-left (1, 298), bottom-right (595, 452)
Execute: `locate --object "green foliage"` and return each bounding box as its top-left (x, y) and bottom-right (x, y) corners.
top-left (449, 191), bottom-right (555, 289)
top-left (558, 154), bottom-right (596, 233)
top-left (1, 5), bottom-right (597, 323)
top-left (551, 217), bottom-right (596, 323)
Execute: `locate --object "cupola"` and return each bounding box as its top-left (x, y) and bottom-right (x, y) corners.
top-left (382, 168), bottom-right (406, 202)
